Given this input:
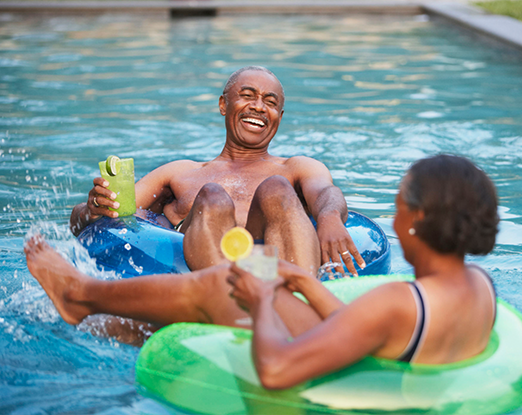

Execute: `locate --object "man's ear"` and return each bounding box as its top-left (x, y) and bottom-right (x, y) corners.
top-left (219, 95), bottom-right (226, 116)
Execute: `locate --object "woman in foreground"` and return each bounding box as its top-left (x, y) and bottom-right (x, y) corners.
top-left (228, 154), bottom-right (499, 389)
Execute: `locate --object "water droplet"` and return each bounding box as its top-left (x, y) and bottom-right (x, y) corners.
top-left (16, 219), bottom-right (20, 223)
top-left (25, 175), bottom-right (31, 182)
top-left (118, 228), bottom-right (127, 235)
top-left (124, 243), bottom-right (131, 251)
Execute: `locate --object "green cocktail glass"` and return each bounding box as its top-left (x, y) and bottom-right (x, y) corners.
top-left (98, 156), bottom-right (136, 217)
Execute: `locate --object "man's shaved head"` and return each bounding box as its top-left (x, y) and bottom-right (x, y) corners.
top-left (222, 66), bottom-right (285, 108)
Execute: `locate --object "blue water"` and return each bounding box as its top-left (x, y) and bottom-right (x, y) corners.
top-left (0, 12), bottom-right (521, 414)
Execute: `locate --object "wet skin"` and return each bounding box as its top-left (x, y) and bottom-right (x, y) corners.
top-left (71, 69), bottom-right (365, 275)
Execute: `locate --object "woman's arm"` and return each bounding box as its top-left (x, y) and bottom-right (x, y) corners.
top-left (255, 286), bottom-right (403, 389)
top-left (229, 265), bottom-right (408, 390)
top-left (278, 260), bottom-right (344, 319)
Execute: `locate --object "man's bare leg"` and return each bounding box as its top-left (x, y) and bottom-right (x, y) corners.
top-left (246, 176), bottom-right (321, 275)
top-left (25, 236), bottom-right (321, 336)
top-left (80, 315), bottom-right (155, 347)
top-left (181, 183), bottom-right (236, 271)
top-left (25, 236), bottom-right (241, 326)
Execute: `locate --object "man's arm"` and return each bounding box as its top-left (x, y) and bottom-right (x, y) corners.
top-left (69, 161), bottom-right (187, 237)
top-left (288, 156), bottom-right (365, 275)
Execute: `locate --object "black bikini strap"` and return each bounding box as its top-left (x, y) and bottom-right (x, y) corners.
top-left (398, 282), bottom-right (427, 363)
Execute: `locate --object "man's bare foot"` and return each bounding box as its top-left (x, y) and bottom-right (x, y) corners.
top-left (24, 235), bottom-right (93, 325)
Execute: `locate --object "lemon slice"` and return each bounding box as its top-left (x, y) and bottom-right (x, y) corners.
top-left (220, 227), bottom-right (254, 262)
top-left (106, 155), bottom-right (121, 176)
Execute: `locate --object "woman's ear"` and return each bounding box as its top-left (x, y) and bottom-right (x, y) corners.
top-left (412, 209), bottom-right (425, 229)
top-left (219, 95), bottom-right (226, 116)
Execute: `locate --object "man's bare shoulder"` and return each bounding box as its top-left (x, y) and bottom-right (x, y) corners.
top-left (151, 159), bottom-right (203, 175)
top-left (283, 156), bottom-right (328, 172)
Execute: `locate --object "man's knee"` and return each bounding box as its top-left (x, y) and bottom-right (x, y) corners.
top-left (257, 175), bottom-right (294, 197)
top-left (254, 175), bottom-right (302, 214)
top-left (193, 183), bottom-right (234, 215)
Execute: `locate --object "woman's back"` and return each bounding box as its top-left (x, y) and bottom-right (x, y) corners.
top-left (412, 265), bottom-right (496, 364)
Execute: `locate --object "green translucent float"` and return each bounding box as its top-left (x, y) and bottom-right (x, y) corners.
top-left (136, 275), bottom-right (522, 414)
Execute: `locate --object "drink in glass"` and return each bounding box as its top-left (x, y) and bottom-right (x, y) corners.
top-left (236, 245), bottom-right (278, 280)
top-left (99, 156), bottom-right (136, 217)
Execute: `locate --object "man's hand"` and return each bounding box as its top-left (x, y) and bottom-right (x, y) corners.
top-left (87, 177), bottom-right (120, 220)
top-left (290, 157), bottom-right (366, 276)
top-left (316, 214), bottom-right (366, 276)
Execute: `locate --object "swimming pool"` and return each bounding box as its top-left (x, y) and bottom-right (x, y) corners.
top-left (0, 12), bottom-right (521, 414)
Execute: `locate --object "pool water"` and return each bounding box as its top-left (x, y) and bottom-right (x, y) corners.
top-left (0, 12), bottom-right (521, 414)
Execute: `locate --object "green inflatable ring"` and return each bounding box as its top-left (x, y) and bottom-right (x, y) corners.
top-left (135, 275), bottom-right (522, 414)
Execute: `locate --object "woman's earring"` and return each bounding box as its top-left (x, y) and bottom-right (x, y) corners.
top-left (408, 228), bottom-right (416, 235)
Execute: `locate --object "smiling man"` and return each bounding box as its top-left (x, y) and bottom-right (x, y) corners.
top-left (70, 66), bottom-right (364, 275)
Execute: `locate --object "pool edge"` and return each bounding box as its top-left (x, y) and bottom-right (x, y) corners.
top-left (422, 2), bottom-right (522, 52)
top-left (0, 1), bottom-right (521, 52)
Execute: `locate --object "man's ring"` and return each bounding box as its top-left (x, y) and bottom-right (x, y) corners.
top-left (341, 250), bottom-right (350, 256)
top-left (93, 197), bottom-right (100, 207)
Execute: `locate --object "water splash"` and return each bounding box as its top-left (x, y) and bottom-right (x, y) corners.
top-left (128, 256), bottom-right (143, 274)
top-left (25, 221), bottom-right (120, 282)
top-left (317, 262), bottom-right (349, 281)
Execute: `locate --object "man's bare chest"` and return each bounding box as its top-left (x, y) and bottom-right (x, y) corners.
top-left (172, 165), bottom-right (295, 210)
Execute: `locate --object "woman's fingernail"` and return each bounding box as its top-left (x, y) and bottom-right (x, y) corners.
top-left (114, 202), bottom-right (120, 208)
top-left (359, 261), bottom-right (366, 269)
top-left (111, 193), bottom-right (117, 199)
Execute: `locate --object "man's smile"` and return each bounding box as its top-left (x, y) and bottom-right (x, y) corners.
top-left (240, 114), bottom-right (268, 131)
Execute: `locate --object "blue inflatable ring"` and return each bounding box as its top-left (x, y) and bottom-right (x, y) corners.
top-left (77, 212), bottom-right (390, 278)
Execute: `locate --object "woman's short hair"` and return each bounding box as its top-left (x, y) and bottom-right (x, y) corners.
top-left (402, 154), bottom-right (499, 256)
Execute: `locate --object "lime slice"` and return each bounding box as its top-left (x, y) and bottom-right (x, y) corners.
top-left (220, 227), bottom-right (254, 262)
top-left (106, 155), bottom-right (121, 176)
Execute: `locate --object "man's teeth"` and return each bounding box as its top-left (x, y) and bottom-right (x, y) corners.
top-left (243, 118), bottom-right (265, 127)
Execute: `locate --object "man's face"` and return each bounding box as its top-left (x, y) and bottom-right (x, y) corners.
top-left (219, 70), bottom-right (284, 148)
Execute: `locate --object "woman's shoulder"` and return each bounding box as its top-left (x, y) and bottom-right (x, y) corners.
top-left (347, 281), bottom-right (418, 321)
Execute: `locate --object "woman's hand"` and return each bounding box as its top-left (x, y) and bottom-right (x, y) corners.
top-left (227, 263), bottom-right (284, 315)
top-left (87, 177), bottom-right (120, 219)
top-left (277, 260), bottom-right (315, 292)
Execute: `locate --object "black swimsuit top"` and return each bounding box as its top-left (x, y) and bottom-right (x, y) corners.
top-left (398, 267), bottom-right (497, 363)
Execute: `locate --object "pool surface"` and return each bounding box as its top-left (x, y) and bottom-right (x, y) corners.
top-left (0, 12), bottom-right (521, 414)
